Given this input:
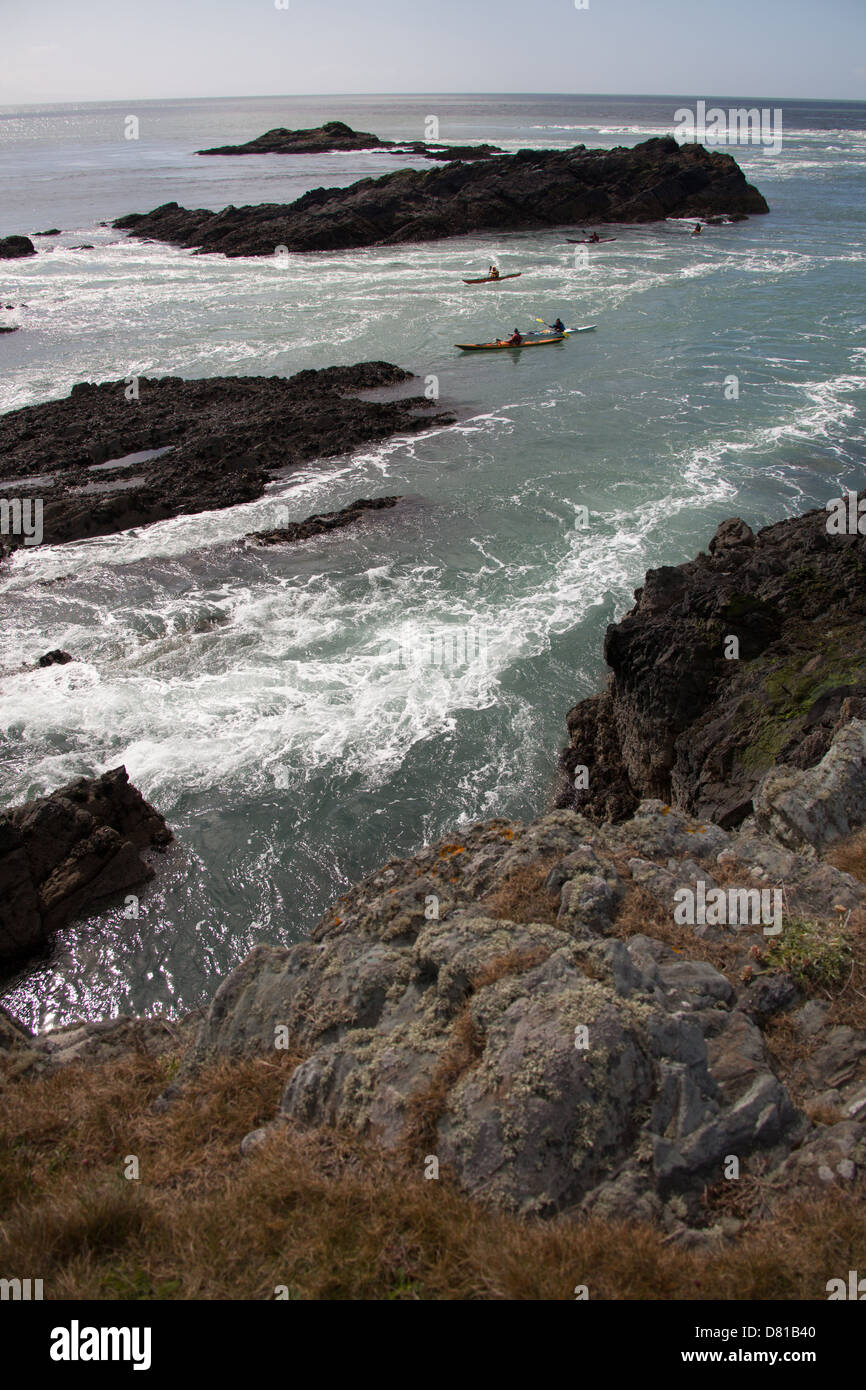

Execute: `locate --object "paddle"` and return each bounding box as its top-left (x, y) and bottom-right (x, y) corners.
top-left (533, 317), bottom-right (565, 335)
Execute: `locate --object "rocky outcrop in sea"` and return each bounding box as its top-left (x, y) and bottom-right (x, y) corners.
top-left (0, 235), bottom-right (36, 259)
top-left (0, 363), bottom-right (453, 555)
top-left (246, 495), bottom-right (400, 546)
top-left (196, 119), bottom-right (502, 161)
top-left (113, 137), bottom-right (769, 257)
top-left (0, 768), bottom-right (171, 967)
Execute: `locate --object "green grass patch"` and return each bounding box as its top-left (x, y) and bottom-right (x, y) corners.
top-left (762, 917), bottom-right (854, 992)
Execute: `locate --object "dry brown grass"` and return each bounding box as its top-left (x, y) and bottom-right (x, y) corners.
top-left (471, 945), bottom-right (553, 989)
top-left (827, 828), bottom-right (866, 883)
top-left (804, 1100), bottom-right (845, 1127)
top-left (2, 1041), bottom-right (866, 1299)
top-left (481, 859), bottom-right (559, 925)
top-left (826, 908), bottom-right (866, 1032)
top-left (610, 884), bottom-right (741, 978)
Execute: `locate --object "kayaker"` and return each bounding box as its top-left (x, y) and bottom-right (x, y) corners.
top-left (488, 263), bottom-right (500, 279)
top-left (505, 328), bottom-right (522, 345)
top-left (552, 317), bottom-right (565, 334)
top-left (692, 223), bottom-right (702, 236)
top-left (588, 232), bottom-right (600, 243)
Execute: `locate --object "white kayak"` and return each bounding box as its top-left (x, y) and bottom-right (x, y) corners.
top-left (524, 324), bottom-right (596, 338)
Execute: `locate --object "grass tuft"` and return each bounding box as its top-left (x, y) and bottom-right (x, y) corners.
top-left (759, 916), bottom-right (854, 992)
top-left (481, 859), bottom-right (559, 925)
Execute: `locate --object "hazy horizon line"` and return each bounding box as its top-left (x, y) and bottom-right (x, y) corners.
top-left (2, 89), bottom-right (863, 112)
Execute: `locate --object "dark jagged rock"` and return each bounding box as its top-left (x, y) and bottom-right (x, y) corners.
top-left (421, 144), bottom-right (502, 162)
top-left (37, 650), bottom-right (74, 668)
top-left (0, 326), bottom-right (19, 334)
top-left (0, 235), bottom-right (36, 259)
top-left (0, 364), bottom-right (453, 554)
top-left (0, 767), bottom-right (171, 969)
top-left (114, 137), bottom-right (768, 257)
top-left (247, 495), bottom-right (400, 547)
top-left (34, 228), bottom-right (62, 236)
top-left (558, 500), bottom-right (866, 828)
top-left (197, 120), bottom-right (398, 155)
top-left (195, 120), bottom-right (502, 162)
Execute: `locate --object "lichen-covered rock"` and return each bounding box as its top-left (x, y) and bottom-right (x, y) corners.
top-left (555, 846), bottom-right (624, 936)
top-left (188, 799), bottom-right (866, 1219)
top-left (753, 720), bottom-right (866, 852)
top-left (776, 1120), bottom-right (866, 1189)
top-left (256, 913), bottom-right (809, 1216)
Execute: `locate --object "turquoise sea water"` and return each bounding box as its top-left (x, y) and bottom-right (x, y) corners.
top-left (1, 94), bottom-right (865, 1029)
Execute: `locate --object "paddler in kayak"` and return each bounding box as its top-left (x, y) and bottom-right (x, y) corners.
top-left (552, 317), bottom-right (565, 334)
top-left (692, 223), bottom-right (703, 236)
top-left (488, 263), bottom-right (500, 279)
top-left (504, 327), bottom-right (523, 346)
top-left (587, 231), bottom-right (601, 243)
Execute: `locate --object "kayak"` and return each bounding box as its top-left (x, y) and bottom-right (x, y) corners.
top-left (455, 335), bottom-right (565, 351)
top-left (525, 324), bottom-right (596, 338)
top-left (462, 272), bottom-right (522, 283)
top-left (566, 237), bottom-right (617, 244)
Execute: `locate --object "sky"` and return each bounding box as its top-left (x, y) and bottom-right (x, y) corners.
top-left (3, 0), bottom-right (864, 106)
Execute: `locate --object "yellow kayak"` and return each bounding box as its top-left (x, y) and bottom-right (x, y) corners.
top-left (455, 335), bottom-right (565, 351)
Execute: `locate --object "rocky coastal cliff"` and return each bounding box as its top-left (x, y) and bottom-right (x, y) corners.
top-left (558, 504), bottom-right (866, 829)
top-left (4, 500), bottom-right (866, 1271)
top-left (181, 782), bottom-right (866, 1225)
top-left (113, 138), bottom-right (768, 257)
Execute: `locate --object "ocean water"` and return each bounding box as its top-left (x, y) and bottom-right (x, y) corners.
top-left (1, 94), bottom-right (864, 1029)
